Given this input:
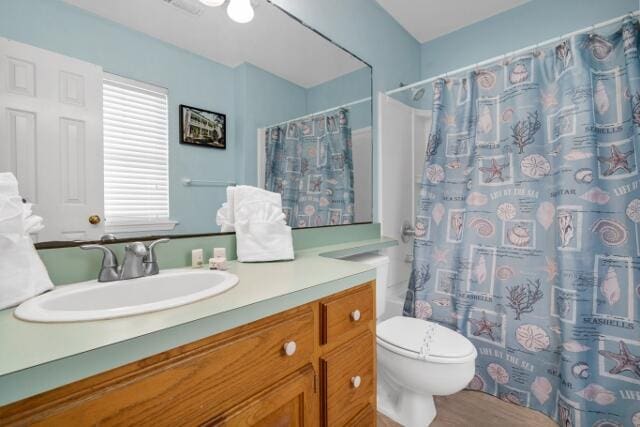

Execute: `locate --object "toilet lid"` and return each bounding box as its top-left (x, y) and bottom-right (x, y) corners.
top-left (377, 316), bottom-right (476, 362)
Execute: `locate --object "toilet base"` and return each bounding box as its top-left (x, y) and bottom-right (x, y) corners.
top-left (378, 377), bottom-right (437, 427)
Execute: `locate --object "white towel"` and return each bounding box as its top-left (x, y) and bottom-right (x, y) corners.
top-left (232, 185), bottom-right (294, 262)
top-left (0, 172), bottom-right (53, 309)
top-left (215, 186), bottom-right (236, 232)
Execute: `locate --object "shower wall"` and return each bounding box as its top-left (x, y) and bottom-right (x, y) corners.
top-left (379, 93), bottom-right (431, 317)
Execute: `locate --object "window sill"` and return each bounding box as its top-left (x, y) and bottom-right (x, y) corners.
top-left (105, 219), bottom-right (178, 234)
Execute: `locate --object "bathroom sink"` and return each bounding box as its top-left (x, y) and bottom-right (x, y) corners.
top-left (14, 268), bottom-right (239, 322)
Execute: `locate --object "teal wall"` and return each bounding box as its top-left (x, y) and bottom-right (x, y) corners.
top-left (272, 0), bottom-right (422, 220)
top-left (306, 67), bottom-right (372, 132)
top-left (234, 63), bottom-right (307, 186)
top-left (420, 0), bottom-right (637, 79)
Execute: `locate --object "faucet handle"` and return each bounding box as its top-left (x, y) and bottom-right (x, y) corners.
top-left (147, 238), bottom-right (170, 252)
top-left (144, 238), bottom-right (169, 276)
top-left (80, 244), bottom-right (118, 267)
top-left (80, 244), bottom-right (119, 282)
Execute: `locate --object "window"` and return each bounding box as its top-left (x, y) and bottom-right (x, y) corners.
top-left (102, 74), bottom-right (175, 233)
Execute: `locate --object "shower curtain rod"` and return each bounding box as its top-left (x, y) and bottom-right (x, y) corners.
top-left (385, 10), bottom-right (640, 96)
top-left (267, 96), bottom-right (371, 128)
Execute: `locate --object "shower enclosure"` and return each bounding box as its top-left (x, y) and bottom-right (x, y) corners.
top-left (380, 12), bottom-right (640, 427)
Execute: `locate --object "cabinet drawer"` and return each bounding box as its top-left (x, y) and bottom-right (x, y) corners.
top-left (321, 331), bottom-right (374, 426)
top-left (320, 282), bottom-right (374, 346)
top-left (1, 307), bottom-right (315, 426)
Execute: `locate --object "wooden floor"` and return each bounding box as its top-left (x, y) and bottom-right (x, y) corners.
top-left (377, 390), bottom-right (556, 427)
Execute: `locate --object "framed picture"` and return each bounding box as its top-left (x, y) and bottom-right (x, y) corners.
top-left (179, 104), bottom-right (226, 149)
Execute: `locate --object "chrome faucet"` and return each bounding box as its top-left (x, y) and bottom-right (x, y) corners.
top-left (120, 242), bottom-right (148, 280)
top-left (143, 238), bottom-right (169, 276)
top-left (79, 244), bottom-right (119, 282)
top-left (81, 237), bottom-right (170, 282)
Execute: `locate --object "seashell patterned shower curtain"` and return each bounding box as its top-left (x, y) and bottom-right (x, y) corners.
top-left (403, 17), bottom-right (640, 427)
top-left (264, 108), bottom-right (354, 228)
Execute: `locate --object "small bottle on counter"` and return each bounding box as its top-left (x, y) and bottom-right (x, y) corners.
top-left (209, 247), bottom-right (227, 270)
top-left (192, 248), bottom-right (204, 268)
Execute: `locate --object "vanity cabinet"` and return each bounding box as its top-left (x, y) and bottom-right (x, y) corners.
top-left (0, 281), bottom-right (376, 426)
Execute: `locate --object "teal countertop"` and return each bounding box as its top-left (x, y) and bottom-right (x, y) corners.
top-left (0, 236), bottom-right (396, 405)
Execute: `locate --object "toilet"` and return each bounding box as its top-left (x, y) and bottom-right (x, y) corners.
top-left (341, 253), bottom-right (477, 427)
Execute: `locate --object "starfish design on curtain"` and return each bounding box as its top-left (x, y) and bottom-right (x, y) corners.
top-left (598, 340), bottom-right (640, 378)
top-left (598, 145), bottom-right (634, 176)
top-left (432, 247), bottom-right (449, 265)
top-left (479, 159), bottom-right (509, 183)
top-left (444, 113), bottom-right (456, 127)
top-left (469, 311), bottom-right (502, 342)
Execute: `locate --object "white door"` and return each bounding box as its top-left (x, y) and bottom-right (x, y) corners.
top-left (378, 93), bottom-right (432, 296)
top-left (0, 38), bottom-right (104, 241)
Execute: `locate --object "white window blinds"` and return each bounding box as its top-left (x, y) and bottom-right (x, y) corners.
top-left (102, 74), bottom-right (170, 228)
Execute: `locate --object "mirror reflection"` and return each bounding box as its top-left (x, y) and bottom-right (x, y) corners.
top-left (0, 0), bottom-right (372, 243)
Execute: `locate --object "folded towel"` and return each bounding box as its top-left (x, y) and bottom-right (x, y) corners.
top-left (0, 173), bottom-right (53, 309)
top-left (0, 195), bottom-right (25, 243)
top-left (232, 185), bottom-right (294, 262)
top-left (215, 186), bottom-right (236, 232)
top-left (0, 235), bottom-right (53, 310)
top-left (234, 221), bottom-right (294, 262)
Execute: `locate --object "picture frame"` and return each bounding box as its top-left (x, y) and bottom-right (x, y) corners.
top-left (179, 104), bottom-right (226, 149)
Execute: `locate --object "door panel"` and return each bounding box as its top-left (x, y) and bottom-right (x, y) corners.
top-left (0, 37), bottom-right (104, 241)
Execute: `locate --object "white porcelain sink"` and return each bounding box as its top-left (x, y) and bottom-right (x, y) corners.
top-left (15, 268), bottom-right (239, 322)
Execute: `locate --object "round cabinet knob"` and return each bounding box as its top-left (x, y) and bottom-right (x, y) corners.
top-left (351, 309), bottom-right (361, 321)
top-left (88, 214), bottom-right (101, 225)
top-left (351, 376), bottom-right (361, 388)
top-left (283, 341), bottom-right (297, 356)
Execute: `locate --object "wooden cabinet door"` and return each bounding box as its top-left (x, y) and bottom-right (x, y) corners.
top-left (210, 365), bottom-right (317, 427)
top-left (320, 331), bottom-right (374, 427)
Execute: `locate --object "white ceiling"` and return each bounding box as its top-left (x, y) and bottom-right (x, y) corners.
top-left (63, 0), bottom-right (366, 88)
top-left (375, 0), bottom-right (530, 43)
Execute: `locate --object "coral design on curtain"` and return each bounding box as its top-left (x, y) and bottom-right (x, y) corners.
top-left (404, 17), bottom-right (640, 427)
top-left (265, 108), bottom-right (354, 228)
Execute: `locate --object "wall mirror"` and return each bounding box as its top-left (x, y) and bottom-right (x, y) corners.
top-left (0, 0), bottom-right (373, 245)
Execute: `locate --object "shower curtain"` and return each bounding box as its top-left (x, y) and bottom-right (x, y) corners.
top-left (403, 17), bottom-right (640, 427)
top-left (265, 108), bottom-right (354, 228)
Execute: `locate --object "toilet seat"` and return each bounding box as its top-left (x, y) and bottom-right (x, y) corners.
top-left (377, 316), bottom-right (477, 363)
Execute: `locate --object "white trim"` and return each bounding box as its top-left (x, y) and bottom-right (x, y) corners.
top-left (105, 219), bottom-right (178, 234)
top-left (103, 72), bottom-right (168, 95)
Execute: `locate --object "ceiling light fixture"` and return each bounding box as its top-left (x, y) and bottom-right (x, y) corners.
top-left (199, 0), bottom-right (225, 6)
top-left (226, 0), bottom-right (254, 23)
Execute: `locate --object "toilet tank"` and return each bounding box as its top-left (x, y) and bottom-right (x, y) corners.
top-left (339, 253), bottom-right (390, 318)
